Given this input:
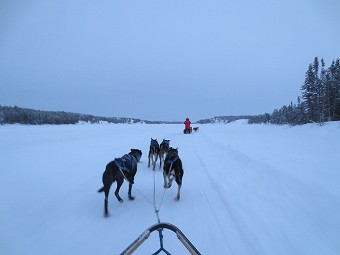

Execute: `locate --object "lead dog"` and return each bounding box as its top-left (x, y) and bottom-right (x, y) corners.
top-left (148, 138), bottom-right (159, 170)
top-left (163, 147), bottom-right (184, 200)
top-left (159, 139), bottom-right (170, 169)
top-left (98, 149), bottom-right (142, 217)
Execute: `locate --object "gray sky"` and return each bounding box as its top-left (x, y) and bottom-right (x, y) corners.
top-left (1, 0), bottom-right (340, 122)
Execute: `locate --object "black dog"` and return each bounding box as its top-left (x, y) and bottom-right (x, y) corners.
top-left (148, 138), bottom-right (159, 170)
top-left (159, 139), bottom-right (170, 169)
top-left (193, 127), bottom-right (199, 132)
top-left (163, 147), bottom-right (184, 200)
top-left (98, 149), bottom-right (142, 217)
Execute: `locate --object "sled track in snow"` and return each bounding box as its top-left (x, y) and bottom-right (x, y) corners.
top-left (189, 134), bottom-right (263, 255)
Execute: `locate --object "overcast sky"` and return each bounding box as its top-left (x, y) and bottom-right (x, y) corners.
top-left (1, 0), bottom-right (339, 121)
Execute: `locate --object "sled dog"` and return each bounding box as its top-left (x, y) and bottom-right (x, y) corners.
top-left (159, 139), bottom-right (170, 169)
top-left (98, 149), bottom-right (142, 217)
top-left (148, 138), bottom-right (160, 170)
top-left (163, 147), bottom-right (184, 200)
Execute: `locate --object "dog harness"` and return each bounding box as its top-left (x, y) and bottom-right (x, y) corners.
top-left (114, 154), bottom-right (137, 174)
top-left (165, 152), bottom-right (179, 164)
top-left (160, 140), bottom-right (170, 152)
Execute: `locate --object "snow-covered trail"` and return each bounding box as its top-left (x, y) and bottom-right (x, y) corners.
top-left (137, 124), bottom-right (340, 254)
top-left (1, 123), bottom-right (340, 255)
top-left (188, 129), bottom-right (340, 255)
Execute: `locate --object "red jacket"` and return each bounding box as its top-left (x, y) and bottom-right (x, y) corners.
top-left (184, 118), bottom-right (191, 129)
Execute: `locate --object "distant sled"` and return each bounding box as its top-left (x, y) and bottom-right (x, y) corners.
top-left (120, 222), bottom-right (201, 255)
top-left (183, 127), bottom-right (192, 134)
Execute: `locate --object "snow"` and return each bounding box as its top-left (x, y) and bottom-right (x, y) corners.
top-left (1, 122), bottom-right (340, 255)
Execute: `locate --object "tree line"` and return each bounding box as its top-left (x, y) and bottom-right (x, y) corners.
top-left (0, 105), bottom-right (182, 125)
top-left (197, 115), bottom-right (254, 124)
top-left (0, 105), bottom-right (139, 125)
top-left (248, 57), bottom-right (340, 125)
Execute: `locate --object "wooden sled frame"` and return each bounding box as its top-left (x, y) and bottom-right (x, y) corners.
top-left (120, 222), bottom-right (201, 255)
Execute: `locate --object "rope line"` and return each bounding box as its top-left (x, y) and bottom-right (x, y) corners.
top-left (120, 163), bottom-right (168, 224)
top-left (153, 169), bottom-right (160, 223)
top-left (119, 167), bottom-right (154, 206)
top-left (153, 168), bottom-right (168, 223)
top-left (132, 183), bottom-right (154, 206)
top-left (157, 187), bottom-right (167, 212)
top-left (120, 155), bottom-right (180, 254)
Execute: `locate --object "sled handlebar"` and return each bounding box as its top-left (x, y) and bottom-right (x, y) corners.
top-left (120, 222), bottom-right (201, 255)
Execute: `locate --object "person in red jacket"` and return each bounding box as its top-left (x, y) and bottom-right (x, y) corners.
top-left (184, 118), bottom-right (191, 134)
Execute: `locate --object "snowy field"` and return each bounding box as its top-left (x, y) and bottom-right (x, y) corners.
top-left (1, 121), bottom-right (340, 255)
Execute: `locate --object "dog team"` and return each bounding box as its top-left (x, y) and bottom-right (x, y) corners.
top-left (98, 138), bottom-right (184, 217)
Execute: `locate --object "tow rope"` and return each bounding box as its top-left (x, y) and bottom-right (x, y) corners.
top-left (119, 158), bottom-right (201, 254)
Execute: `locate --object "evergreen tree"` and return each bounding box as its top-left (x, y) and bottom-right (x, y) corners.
top-left (301, 64), bottom-right (316, 122)
top-left (332, 59), bottom-right (340, 120)
top-left (295, 96), bottom-right (307, 124)
top-left (301, 57), bottom-right (321, 123)
top-left (317, 58), bottom-right (326, 124)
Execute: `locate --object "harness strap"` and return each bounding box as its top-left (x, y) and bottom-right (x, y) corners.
top-left (166, 154), bottom-right (179, 164)
top-left (114, 154), bottom-right (137, 173)
top-left (167, 162), bottom-right (175, 187)
top-left (118, 166), bottom-right (130, 183)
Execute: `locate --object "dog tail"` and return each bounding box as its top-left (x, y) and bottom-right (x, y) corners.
top-left (98, 187), bottom-right (105, 193)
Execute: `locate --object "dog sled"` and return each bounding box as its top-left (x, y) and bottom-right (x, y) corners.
top-left (183, 127), bottom-right (192, 134)
top-left (120, 222), bottom-right (201, 255)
